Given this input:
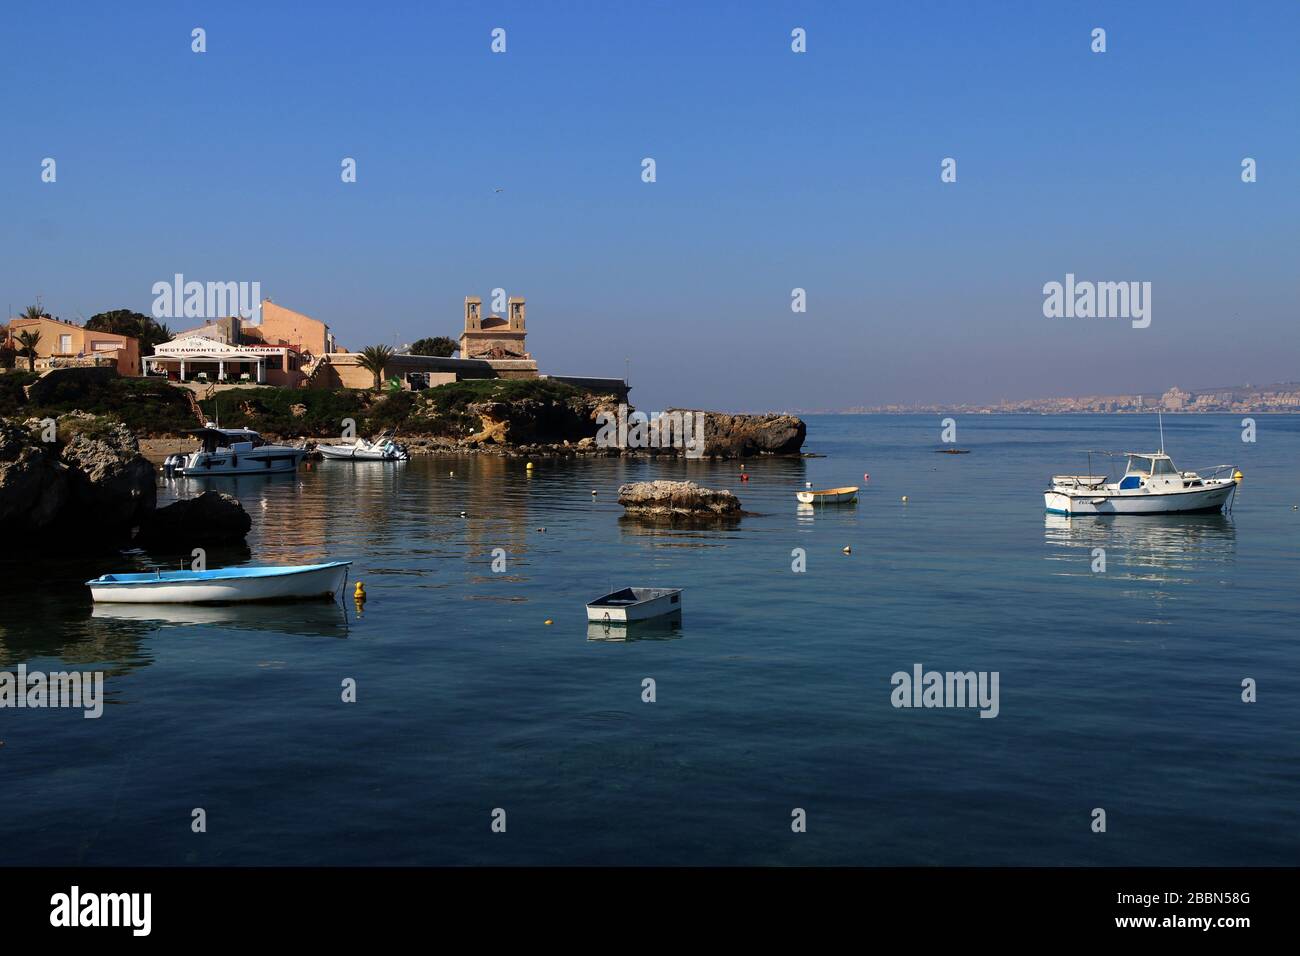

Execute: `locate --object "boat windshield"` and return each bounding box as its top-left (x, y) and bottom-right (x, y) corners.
top-left (1152, 457), bottom-right (1178, 476)
top-left (1125, 455), bottom-right (1155, 475)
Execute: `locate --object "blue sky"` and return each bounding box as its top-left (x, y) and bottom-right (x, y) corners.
top-left (2, 1), bottom-right (1295, 410)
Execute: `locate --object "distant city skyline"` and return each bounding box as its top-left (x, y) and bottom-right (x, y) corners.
top-left (2, 1), bottom-right (1296, 412)
top-left (812, 380), bottom-right (1300, 415)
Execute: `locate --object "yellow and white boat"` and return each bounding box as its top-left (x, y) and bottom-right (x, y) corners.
top-left (796, 485), bottom-right (859, 505)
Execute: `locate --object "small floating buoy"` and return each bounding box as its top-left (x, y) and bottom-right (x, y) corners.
top-left (526, 461), bottom-right (534, 470)
top-left (863, 473), bottom-right (870, 481)
top-left (544, 619), bottom-right (553, 625)
top-left (536, 526), bottom-right (546, 532)
top-left (591, 490), bottom-right (598, 496)
top-left (1233, 469), bottom-right (1244, 482)
top-left (741, 473), bottom-right (749, 482)
top-left (459, 511), bottom-right (467, 517)
top-left (449, 470), bottom-right (455, 477)
top-left (354, 582), bottom-right (366, 600)
top-left (842, 545), bottom-right (852, 554)
top-left (901, 496), bottom-right (908, 502)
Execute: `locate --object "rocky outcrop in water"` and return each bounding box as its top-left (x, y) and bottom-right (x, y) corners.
top-left (669, 410), bottom-right (806, 458)
top-left (0, 414), bottom-right (155, 551)
top-left (617, 480), bottom-right (742, 518)
top-left (135, 490), bottom-right (251, 549)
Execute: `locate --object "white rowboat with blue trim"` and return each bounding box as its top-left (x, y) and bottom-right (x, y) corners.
top-left (86, 561), bottom-right (352, 604)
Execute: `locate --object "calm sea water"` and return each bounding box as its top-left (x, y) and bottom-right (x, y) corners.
top-left (2, 414), bottom-right (1297, 866)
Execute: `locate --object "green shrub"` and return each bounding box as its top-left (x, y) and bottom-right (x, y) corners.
top-left (199, 387), bottom-right (369, 438)
top-left (0, 374), bottom-right (196, 436)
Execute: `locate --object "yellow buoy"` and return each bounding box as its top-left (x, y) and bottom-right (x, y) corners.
top-left (354, 581), bottom-right (366, 599)
top-left (544, 619), bottom-right (553, 625)
top-left (1233, 469), bottom-right (1244, 482)
top-left (526, 461), bottom-right (534, 470)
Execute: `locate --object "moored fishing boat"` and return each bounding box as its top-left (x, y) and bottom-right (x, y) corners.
top-left (796, 485), bottom-right (859, 504)
top-left (1045, 452), bottom-right (1238, 515)
top-left (86, 561), bottom-right (352, 604)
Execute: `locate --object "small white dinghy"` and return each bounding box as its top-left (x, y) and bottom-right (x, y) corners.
top-left (318, 434), bottom-right (409, 461)
top-left (86, 561), bottom-right (352, 604)
top-left (586, 587), bottom-right (683, 623)
top-left (796, 485), bottom-right (859, 504)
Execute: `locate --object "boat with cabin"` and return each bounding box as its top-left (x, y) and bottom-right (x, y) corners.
top-left (164, 424), bottom-right (308, 476)
top-left (1045, 451), bottom-right (1238, 515)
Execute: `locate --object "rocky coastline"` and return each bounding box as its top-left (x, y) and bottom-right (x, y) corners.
top-left (0, 413), bottom-right (249, 555)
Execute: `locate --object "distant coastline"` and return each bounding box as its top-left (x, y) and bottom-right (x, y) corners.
top-left (801, 381), bottom-right (1300, 416)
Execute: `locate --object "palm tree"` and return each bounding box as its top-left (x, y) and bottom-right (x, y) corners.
top-left (15, 329), bottom-right (42, 372)
top-left (356, 345), bottom-right (396, 390)
top-left (20, 303), bottom-right (47, 320)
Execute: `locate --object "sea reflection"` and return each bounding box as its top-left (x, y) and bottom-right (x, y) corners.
top-left (586, 611), bottom-right (684, 643)
top-left (1044, 513), bottom-right (1237, 579)
top-left (90, 600), bottom-right (351, 638)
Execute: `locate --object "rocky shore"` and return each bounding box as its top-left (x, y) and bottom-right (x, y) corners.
top-left (0, 414), bottom-right (249, 555)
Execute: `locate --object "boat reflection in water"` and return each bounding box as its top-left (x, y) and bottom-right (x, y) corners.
top-left (586, 610), bottom-right (684, 643)
top-left (91, 600), bottom-right (351, 639)
top-left (1044, 513), bottom-right (1236, 581)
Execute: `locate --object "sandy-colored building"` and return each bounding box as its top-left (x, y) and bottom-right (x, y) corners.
top-left (245, 300), bottom-right (335, 358)
top-left (459, 296), bottom-right (532, 364)
top-left (3, 315), bottom-right (140, 376)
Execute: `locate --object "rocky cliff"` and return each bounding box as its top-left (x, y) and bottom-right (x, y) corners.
top-left (0, 414), bottom-right (155, 551)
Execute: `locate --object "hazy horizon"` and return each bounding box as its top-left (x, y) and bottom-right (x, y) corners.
top-left (2, 1), bottom-right (1295, 412)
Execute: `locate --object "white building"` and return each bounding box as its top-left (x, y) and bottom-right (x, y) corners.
top-left (143, 334), bottom-right (303, 385)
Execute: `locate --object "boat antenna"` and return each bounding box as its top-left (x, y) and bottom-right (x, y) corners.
top-left (1158, 410), bottom-right (1164, 453)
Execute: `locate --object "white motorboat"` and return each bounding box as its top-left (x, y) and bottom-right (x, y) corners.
top-left (1045, 451), bottom-right (1238, 516)
top-left (86, 561), bottom-right (352, 604)
top-left (796, 485), bottom-right (859, 504)
top-left (586, 587), bottom-right (683, 623)
top-left (165, 424), bottom-right (307, 476)
top-left (318, 434), bottom-right (409, 461)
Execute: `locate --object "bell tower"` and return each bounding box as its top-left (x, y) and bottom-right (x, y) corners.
top-left (464, 296), bottom-right (482, 332)
top-left (508, 297), bottom-right (525, 331)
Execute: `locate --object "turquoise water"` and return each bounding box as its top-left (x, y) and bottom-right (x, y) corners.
top-left (2, 414), bottom-right (1297, 865)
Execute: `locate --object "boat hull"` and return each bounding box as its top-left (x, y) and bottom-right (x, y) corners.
top-left (88, 562), bottom-right (351, 604)
top-left (179, 450), bottom-right (307, 475)
top-left (1044, 482), bottom-right (1234, 516)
